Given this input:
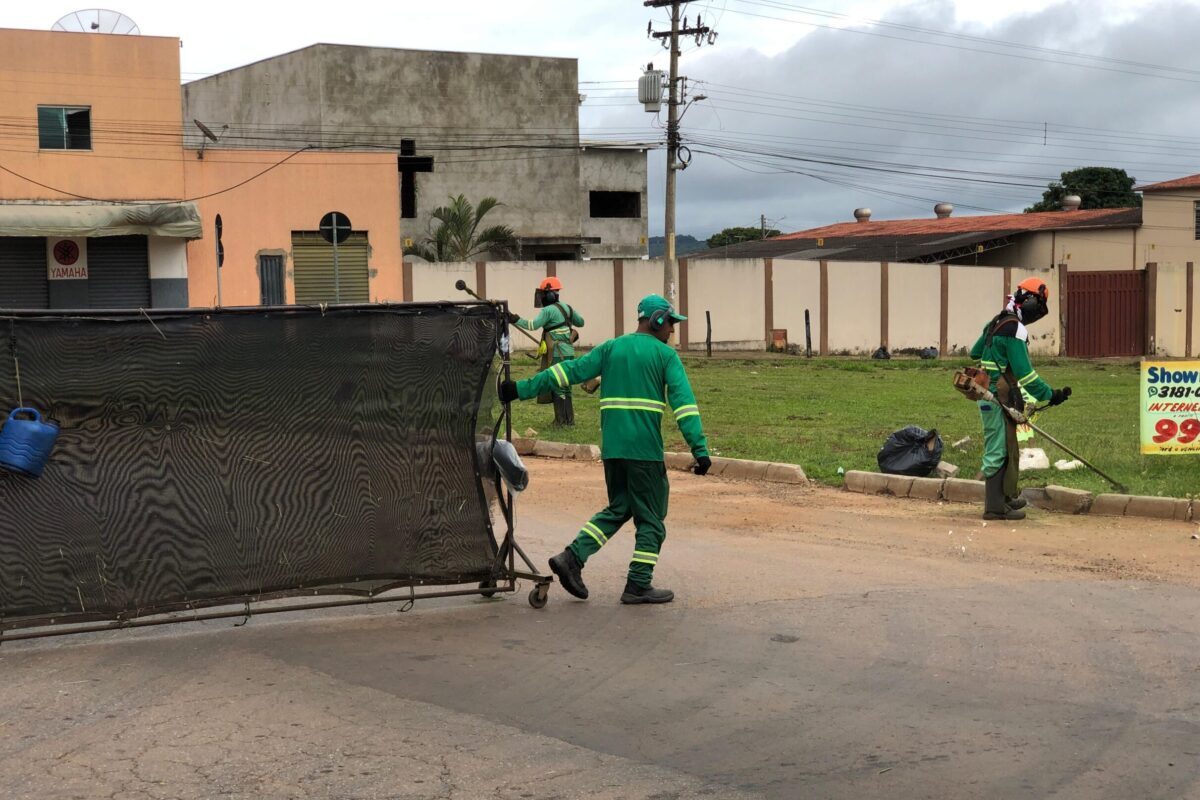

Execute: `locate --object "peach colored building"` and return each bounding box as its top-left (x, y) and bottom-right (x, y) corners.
top-left (0, 27), bottom-right (402, 310)
top-left (183, 151), bottom-right (401, 307)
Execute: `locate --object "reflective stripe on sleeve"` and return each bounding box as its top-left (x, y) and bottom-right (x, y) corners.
top-left (1017, 370), bottom-right (1041, 387)
top-left (673, 403), bottom-right (700, 421)
top-left (551, 363), bottom-right (569, 387)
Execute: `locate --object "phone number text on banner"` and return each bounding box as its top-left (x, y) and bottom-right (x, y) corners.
top-left (1141, 360), bottom-right (1200, 455)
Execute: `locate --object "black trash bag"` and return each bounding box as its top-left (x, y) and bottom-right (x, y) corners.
top-left (877, 425), bottom-right (943, 477)
top-left (919, 346), bottom-right (939, 360)
top-left (871, 346), bottom-right (891, 360)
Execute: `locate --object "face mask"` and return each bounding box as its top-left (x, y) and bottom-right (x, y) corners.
top-left (1019, 294), bottom-right (1048, 325)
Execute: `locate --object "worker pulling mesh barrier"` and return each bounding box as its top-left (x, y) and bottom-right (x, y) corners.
top-left (0, 303), bottom-right (545, 636)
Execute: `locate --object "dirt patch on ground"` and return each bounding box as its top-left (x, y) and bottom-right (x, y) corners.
top-left (529, 459), bottom-right (1200, 589)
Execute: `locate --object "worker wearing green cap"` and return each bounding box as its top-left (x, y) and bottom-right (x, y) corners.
top-left (500, 294), bottom-right (711, 605)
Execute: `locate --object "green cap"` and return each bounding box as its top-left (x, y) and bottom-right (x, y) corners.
top-left (637, 294), bottom-right (687, 323)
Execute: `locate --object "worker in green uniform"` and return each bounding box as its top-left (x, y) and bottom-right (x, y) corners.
top-left (969, 277), bottom-right (1072, 521)
top-left (499, 294), bottom-right (711, 605)
top-left (508, 276), bottom-right (584, 426)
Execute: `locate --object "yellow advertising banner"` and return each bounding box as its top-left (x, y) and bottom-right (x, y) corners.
top-left (1140, 360), bottom-right (1200, 455)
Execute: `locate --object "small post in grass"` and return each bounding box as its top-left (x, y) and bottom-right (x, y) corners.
top-left (706, 310), bottom-right (713, 358)
top-left (804, 309), bottom-right (813, 358)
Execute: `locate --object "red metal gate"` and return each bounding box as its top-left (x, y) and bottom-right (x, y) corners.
top-left (1066, 271), bottom-right (1146, 357)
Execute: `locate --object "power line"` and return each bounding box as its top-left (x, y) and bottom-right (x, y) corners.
top-left (0, 146), bottom-right (313, 204)
top-left (582, 78), bottom-right (1200, 154)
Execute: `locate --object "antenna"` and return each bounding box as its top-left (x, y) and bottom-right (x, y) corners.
top-left (192, 119), bottom-right (227, 160)
top-left (52, 9), bottom-right (140, 34)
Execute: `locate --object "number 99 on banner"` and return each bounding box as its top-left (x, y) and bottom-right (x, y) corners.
top-left (1153, 418), bottom-right (1200, 444)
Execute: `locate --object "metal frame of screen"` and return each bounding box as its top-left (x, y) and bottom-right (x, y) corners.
top-left (0, 302), bottom-right (551, 642)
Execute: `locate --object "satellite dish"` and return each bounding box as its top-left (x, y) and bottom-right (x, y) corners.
top-left (192, 119), bottom-right (228, 159)
top-left (52, 9), bottom-right (140, 35)
top-left (194, 119), bottom-right (220, 143)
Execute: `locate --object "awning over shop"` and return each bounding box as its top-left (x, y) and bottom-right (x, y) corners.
top-left (0, 202), bottom-right (202, 238)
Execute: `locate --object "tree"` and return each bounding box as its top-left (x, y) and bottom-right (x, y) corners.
top-left (707, 226), bottom-right (781, 249)
top-left (1025, 167), bottom-right (1141, 212)
top-left (407, 195), bottom-right (517, 261)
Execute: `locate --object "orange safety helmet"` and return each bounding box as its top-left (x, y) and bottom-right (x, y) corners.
top-left (1016, 277), bottom-right (1049, 302)
top-left (1014, 277), bottom-right (1050, 324)
top-left (538, 276), bottom-right (563, 292)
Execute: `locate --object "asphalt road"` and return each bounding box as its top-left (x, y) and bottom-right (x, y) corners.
top-left (2, 461), bottom-right (1199, 799)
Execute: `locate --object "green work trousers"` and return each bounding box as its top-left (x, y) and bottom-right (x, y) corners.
top-left (979, 399), bottom-right (1020, 498)
top-left (567, 458), bottom-right (670, 587)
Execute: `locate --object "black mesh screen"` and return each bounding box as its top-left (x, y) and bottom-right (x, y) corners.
top-left (0, 304), bottom-right (503, 630)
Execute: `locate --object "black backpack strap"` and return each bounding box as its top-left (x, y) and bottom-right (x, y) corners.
top-left (552, 302), bottom-right (576, 340)
top-left (983, 311), bottom-right (1024, 408)
top-left (983, 312), bottom-right (1019, 349)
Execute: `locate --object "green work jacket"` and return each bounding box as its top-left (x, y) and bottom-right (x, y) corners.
top-left (969, 314), bottom-right (1054, 403)
top-left (515, 303), bottom-right (583, 360)
top-left (516, 333), bottom-right (709, 461)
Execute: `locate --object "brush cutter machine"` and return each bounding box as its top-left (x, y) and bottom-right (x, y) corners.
top-left (953, 367), bottom-right (1126, 492)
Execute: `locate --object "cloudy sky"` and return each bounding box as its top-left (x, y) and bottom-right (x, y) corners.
top-left (6, 1), bottom-right (1197, 237)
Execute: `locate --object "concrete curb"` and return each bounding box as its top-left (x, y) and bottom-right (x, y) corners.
top-left (669, 454), bottom-right (807, 484)
top-left (522, 439), bottom-right (601, 461)
top-left (519, 440), bottom-right (808, 485)
top-left (841, 470), bottom-right (1194, 523)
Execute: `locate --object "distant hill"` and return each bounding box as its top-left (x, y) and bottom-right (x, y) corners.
top-left (648, 235), bottom-right (706, 258)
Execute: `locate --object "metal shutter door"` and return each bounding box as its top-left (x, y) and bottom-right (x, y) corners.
top-left (291, 231), bottom-right (370, 304)
top-left (88, 235), bottom-right (150, 309)
top-left (258, 254), bottom-right (286, 305)
top-left (0, 237), bottom-right (49, 309)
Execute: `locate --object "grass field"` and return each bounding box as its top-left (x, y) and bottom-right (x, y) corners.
top-left (506, 355), bottom-right (1196, 499)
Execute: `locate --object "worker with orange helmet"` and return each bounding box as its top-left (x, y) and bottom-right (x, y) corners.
top-left (969, 277), bottom-right (1072, 520)
top-left (508, 276), bottom-right (585, 426)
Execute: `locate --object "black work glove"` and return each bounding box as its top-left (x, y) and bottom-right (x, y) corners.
top-left (693, 456), bottom-right (712, 476)
top-left (498, 380), bottom-right (519, 403)
top-left (506, 312), bottom-right (521, 325)
top-left (1049, 387), bottom-right (1072, 407)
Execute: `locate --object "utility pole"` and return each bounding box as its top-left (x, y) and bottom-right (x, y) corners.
top-left (645, 1), bottom-right (715, 309)
top-left (761, 213), bottom-right (767, 239)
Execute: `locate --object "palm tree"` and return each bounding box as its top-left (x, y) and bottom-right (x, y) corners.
top-left (408, 195), bottom-right (517, 261)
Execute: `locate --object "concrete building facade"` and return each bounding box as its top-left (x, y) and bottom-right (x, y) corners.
top-left (0, 27), bottom-right (196, 309)
top-left (182, 44), bottom-right (650, 262)
top-left (0, 27), bottom-right (403, 311)
top-left (579, 145), bottom-right (650, 260)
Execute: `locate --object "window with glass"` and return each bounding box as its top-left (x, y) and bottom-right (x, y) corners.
top-left (38, 106), bottom-right (92, 150)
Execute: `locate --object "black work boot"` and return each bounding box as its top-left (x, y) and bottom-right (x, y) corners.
top-left (1007, 495), bottom-right (1028, 511)
top-left (552, 395), bottom-right (574, 426)
top-left (983, 467), bottom-right (1025, 521)
top-left (548, 548), bottom-right (588, 599)
top-left (620, 580), bottom-right (674, 605)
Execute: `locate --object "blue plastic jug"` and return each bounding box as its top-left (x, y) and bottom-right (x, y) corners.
top-left (0, 407), bottom-right (60, 478)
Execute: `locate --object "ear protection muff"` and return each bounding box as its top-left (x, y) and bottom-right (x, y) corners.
top-left (1016, 286), bottom-right (1048, 325)
top-left (534, 289), bottom-right (559, 308)
top-left (650, 309), bottom-right (670, 330)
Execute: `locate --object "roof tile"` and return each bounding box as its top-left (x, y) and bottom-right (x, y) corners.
top-left (1135, 173), bottom-right (1200, 192)
top-left (777, 207), bottom-right (1140, 240)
